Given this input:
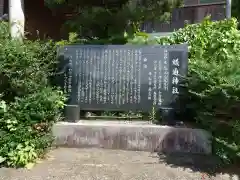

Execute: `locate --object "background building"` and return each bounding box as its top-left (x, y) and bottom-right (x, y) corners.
top-left (0, 0), bottom-right (65, 40)
top-left (0, 0), bottom-right (226, 39)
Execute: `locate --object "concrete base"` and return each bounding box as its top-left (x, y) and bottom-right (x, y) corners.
top-left (52, 120), bottom-right (212, 154)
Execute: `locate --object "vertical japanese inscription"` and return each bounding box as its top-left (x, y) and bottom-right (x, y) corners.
top-left (118, 49), bottom-right (123, 105)
top-left (153, 60), bottom-right (157, 105)
top-left (107, 49), bottom-right (111, 103)
top-left (63, 49), bottom-right (67, 94)
top-left (148, 71), bottom-right (152, 100)
top-left (158, 54), bottom-right (163, 106)
top-left (85, 48), bottom-right (89, 103)
top-left (64, 72), bottom-right (67, 94)
top-left (110, 49), bottom-right (115, 104)
top-left (79, 49), bottom-right (84, 103)
top-left (125, 49), bottom-right (130, 104)
top-left (163, 49), bottom-right (169, 91)
top-left (103, 49), bottom-right (108, 104)
top-left (92, 49), bottom-right (96, 101)
top-left (61, 45), bottom-right (188, 111)
top-left (115, 49), bottom-right (119, 105)
top-left (96, 49), bottom-right (100, 104)
top-left (68, 52), bottom-right (73, 95)
top-left (137, 50), bottom-right (142, 104)
top-left (122, 49), bottom-right (127, 105)
top-left (170, 51), bottom-right (181, 95)
top-left (88, 48), bottom-right (94, 104)
top-left (76, 49), bottom-right (80, 103)
top-left (133, 50), bottom-right (138, 104)
top-left (99, 50), bottom-right (104, 103)
top-left (82, 48), bottom-right (85, 102)
top-left (128, 49), bottom-right (134, 104)
top-left (82, 48), bottom-right (86, 102)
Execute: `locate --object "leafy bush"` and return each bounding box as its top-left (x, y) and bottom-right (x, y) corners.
top-left (0, 22), bottom-right (66, 167)
top-left (45, 0), bottom-right (181, 40)
top-left (130, 17), bottom-right (240, 163)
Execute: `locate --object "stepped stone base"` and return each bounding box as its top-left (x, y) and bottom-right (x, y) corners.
top-left (52, 120), bottom-right (212, 154)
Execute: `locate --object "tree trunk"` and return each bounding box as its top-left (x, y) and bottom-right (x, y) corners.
top-left (9, 0), bottom-right (25, 40)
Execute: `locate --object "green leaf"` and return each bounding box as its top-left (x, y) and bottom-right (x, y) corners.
top-left (0, 100), bottom-right (7, 112)
top-left (0, 156), bottom-right (6, 164)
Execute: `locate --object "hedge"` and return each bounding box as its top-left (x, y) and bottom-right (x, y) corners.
top-left (129, 17), bottom-right (240, 163)
top-left (0, 22), bottom-right (66, 168)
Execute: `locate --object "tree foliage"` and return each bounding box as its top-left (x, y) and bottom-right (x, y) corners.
top-left (45, 0), bottom-right (182, 40)
top-left (232, 0), bottom-right (240, 22)
top-left (130, 17), bottom-right (240, 163)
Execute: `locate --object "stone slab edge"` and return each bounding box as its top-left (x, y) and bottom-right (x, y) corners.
top-left (52, 121), bottom-right (212, 154)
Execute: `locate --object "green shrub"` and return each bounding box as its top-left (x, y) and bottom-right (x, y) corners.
top-left (130, 17), bottom-right (240, 163)
top-left (0, 33), bottom-right (58, 101)
top-left (0, 22), bottom-right (66, 167)
top-left (0, 88), bottom-right (65, 167)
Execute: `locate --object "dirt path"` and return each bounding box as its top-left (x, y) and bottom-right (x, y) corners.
top-left (0, 148), bottom-right (239, 180)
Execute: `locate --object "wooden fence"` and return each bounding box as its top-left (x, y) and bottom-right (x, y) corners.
top-left (141, 2), bottom-right (226, 33)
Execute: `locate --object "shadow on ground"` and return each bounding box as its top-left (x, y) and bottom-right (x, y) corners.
top-left (155, 152), bottom-right (239, 177)
top-left (151, 130), bottom-right (240, 179)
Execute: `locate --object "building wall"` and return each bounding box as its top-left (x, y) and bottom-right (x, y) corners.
top-left (0, 0), bottom-right (3, 16)
top-left (200, 0), bottom-right (224, 3)
top-left (1, 0), bottom-right (225, 39)
top-left (24, 0), bottom-right (65, 40)
top-left (184, 0), bottom-right (224, 5)
top-left (184, 0), bottom-right (199, 5)
top-left (0, 0), bottom-right (65, 40)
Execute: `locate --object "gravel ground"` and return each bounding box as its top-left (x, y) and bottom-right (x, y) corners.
top-left (0, 148), bottom-right (239, 180)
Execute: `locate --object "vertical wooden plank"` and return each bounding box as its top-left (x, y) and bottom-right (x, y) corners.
top-left (0, 0), bottom-right (4, 16)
